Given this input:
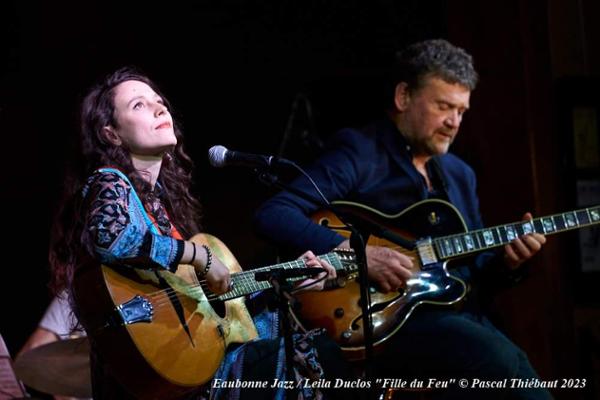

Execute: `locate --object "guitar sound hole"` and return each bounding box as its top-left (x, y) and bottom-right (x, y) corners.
top-left (210, 300), bottom-right (226, 318)
top-left (200, 282), bottom-right (227, 318)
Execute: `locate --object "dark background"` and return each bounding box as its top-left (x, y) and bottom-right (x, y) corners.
top-left (2, 1), bottom-right (600, 399)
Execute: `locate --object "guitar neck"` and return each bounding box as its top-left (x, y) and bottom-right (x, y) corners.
top-left (217, 252), bottom-right (345, 301)
top-left (434, 205), bottom-right (600, 260)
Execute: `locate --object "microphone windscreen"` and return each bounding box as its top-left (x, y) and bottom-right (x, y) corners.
top-left (208, 145), bottom-right (228, 167)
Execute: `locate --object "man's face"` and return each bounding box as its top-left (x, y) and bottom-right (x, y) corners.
top-left (395, 76), bottom-right (471, 157)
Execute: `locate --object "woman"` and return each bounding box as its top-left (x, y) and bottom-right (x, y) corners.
top-left (49, 67), bottom-right (352, 399)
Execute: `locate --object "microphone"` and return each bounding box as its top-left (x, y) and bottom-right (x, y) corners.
top-left (208, 145), bottom-right (293, 169)
top-left (254, 267), bottom-right (325, 282)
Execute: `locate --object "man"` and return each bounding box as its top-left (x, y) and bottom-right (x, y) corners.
top-left (254, 39), bottom-right (551, 399)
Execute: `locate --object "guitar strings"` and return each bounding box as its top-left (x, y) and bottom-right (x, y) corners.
top-left (148, 264), bottom-right (309, 309)
top-left (145, 259), bottom-right (312, 308)
top-left (141, 255), bottom-right (342, 310)
top-left (146, 270), bottom-right (263, 308)
top-left (147, 255), bottom-right (338, 307)
top-left (145, 256), bottom-right (323, 304)
top-left (148, 272), bottom-right (328, 311)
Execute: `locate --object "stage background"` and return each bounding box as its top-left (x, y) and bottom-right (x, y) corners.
top-left (2, 1), bottom-right (600, 399)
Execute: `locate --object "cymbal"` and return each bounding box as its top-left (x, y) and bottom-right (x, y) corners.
top-left (14, 337), bottom-right (91, 398)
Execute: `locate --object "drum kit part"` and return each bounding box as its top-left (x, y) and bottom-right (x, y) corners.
top-left (13, 337), bottom-right (91, 398)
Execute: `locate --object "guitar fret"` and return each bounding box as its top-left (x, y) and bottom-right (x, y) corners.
top-left (481, 229), bottom-right (495, 247)
top-left (506, 224), bottom-right (518, 242)
top-left (589, 207), bottom-right (600, 223)
top-left (516, 223), bottom-right (526, 237)
top-left (472, 231), bottom-right (481, 249)
top-left (473, 231), bottom-right (483, 249)
top-left (494, 227), bottom-right (503, 244)
top-left (452, 236), bottom-right (464, 254)
top-left (440, 239), bottom-right (449, 257)
top-left (497, 226), bottom-right (508, 244)
top-left (476, 233), bottom-right (485, 249)
top-left (443, 238), bottom-right (454, 256)
top-left (576, 210), bottom-right (590, 225)
top-left (553, 214), bottom-right (566, 231)
top-left (539, 218), bottom-right (552, 234)
top-left (443, 239), bottom-right (451, 257)
top-left (459, 235), bottom-right (470, 254)
top-left (564, 212), bottom-right (578, 227)
top-left (521, 220), bottom-right (534, 234)
top-left (541, 217), bottom-right (556, 233)
top-left (434, 239), bottom-right (445, 258)
top-left (463, 234), bottom-right (475, 252)
top-left (585, 208), bottom-right (592, 225)
top-left (450, 238), bottom-right (459, 255)
top-left (452, 235), bottom-right (465, 254)
top-left (532, 219), bottom-right (545, 234)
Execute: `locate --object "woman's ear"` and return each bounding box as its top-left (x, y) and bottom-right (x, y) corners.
top-left (394, 82), bottom-right (411, 112)
top-left (102, 126), bottom-right (122, 146)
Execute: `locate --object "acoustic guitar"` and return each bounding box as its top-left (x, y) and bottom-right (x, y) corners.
top-left (72, 233), bottom-right (356, 399)
top-left (289, 199), bottom-right (600, 361)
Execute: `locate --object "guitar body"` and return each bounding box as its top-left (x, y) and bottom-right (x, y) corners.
top-left (294, 199), bottom-right (469, 360)
top-left (72, 234), bottom-right (258, 399)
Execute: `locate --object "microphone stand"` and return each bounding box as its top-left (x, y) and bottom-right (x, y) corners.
top-left (267, 270), bottom-right (298, 398)
top-left (255, 169), bottom-right (415, 392)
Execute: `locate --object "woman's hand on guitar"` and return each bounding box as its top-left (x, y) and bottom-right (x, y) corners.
top-left (191, 244), bottom-right (231, 295)
top-left (294, 250), bottom-right (337, 293)
top-left (204, 259), bottom-right (231, 295)
top-left (365, 245), bottom-right (414, 293)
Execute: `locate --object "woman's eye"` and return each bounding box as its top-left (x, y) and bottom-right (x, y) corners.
top-left (133, 101), bottom-right (144, 110)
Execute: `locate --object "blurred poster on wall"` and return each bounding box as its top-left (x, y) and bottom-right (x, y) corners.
top-left (573, 107), bottom-right (600, 169)
top-left (577, 180), bottom-right (600, 272)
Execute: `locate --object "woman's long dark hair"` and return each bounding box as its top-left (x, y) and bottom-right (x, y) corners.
top-left (49, 67), bottom-right (202, 294)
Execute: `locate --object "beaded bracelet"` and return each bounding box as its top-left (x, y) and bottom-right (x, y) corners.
top-left (190, 242), bottom-right (197, 265)
top-left (201, 244), bottom-right (212, 275)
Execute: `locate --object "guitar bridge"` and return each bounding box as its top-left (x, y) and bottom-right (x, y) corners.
top-left (115, 295), bottom-right (154, 325)
top-left (416, 238), bottom-right (438, 266)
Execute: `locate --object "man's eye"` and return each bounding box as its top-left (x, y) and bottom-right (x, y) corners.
top-left (133, 101), bottom-right (144, 110)
top-left (438, 103), bottom-right (450, 111)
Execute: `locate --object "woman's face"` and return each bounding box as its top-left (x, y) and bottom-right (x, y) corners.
top-left (105, 80), bottom-right (177, 156)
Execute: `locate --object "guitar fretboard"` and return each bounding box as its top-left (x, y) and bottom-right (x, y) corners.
top-left (434, 206), bottom-right (600, 260)
top-left (217, 253), bottom-right (346, 301)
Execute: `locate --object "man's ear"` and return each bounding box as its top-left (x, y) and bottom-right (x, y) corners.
top-left (102, 126), bottom-right (122, 146)
top-left (394, 82), bottom-right (410, 112)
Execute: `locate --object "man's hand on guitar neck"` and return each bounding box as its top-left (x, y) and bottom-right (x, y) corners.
top-left (338, 240), bottom-right (414, 293)
top-left (503, 212), bottom-right (546, 270)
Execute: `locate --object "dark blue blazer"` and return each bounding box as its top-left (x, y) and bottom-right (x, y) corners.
top-left (255, 118), bottom-right (504, 285)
